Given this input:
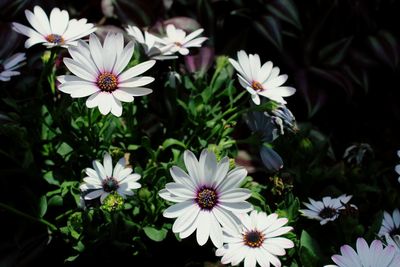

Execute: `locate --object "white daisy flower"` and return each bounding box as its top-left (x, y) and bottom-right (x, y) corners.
top-left (80, 152), bottom-right (141, 203)
top-left (0, 53), bottom-right (26, 81)
top-left (157, 24), bottom-right (207, 56)
top-left (324, 238), bottom-right (400, 267)
top-left (300, 195), bottom-right (355, 225)
top-left (229, 50), bottom-right (296, 105)
top-left (385, 234), bottom-right (400, 254)
top-left (158, 149), bottom-right (253, 248)
top-left (379, 209), bottom-right (400, 237)
top-left (395, 150), bottom-right (400, 183)
top-left (12, 6), bottom-right (96, 48)
top-left (57, 33), bottom-right (155, 117)
top-left (216, 210), bottom-right (294, 267)
top-left (126, 25), bottom-right (176, 60)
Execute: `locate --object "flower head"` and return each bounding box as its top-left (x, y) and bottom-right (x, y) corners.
top-left (157, 24), bottom-right (207, 55)
top-left (12, 6), bottom-right (96, 48)
top-left (57, 33), bottom-right (155, 117)
top-left (216, 210), bottom-right (294, 267)
top-left (343, 143), bottom-right (373, 165)
top-left (126, 25), bottom-right (176, 60)
top-left (229, 50), bottom-right (296, 105)
top-left (0, 53), bottom-right (26, 81)
top-left (158, 149), bottom-right (253, 248)
top-left (300, 195), bottom-right (356, 225)
top-left (80, 152), bottom-right (141, 203)
top-left (325, 238), bottom-right (400, 267)
top-left (379, 209), bottom-right (400, 237)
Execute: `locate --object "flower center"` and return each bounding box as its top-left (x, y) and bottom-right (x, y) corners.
top-left (390, 228), bottom-right (400, 237)
top-left (102, 177), bottom-right (119, 192)
top-left (196, 187), bottom-right (218, 210)
top-left (45, 34), bottom-right (65, 45)
top-left (97, 72), bottom-right (118, 92)
top-left (244, 230), bottom-right (265, 248)
top-left (251, 81), bottom-right (264, 91)
top-left (319, 207), bottom-right (337, 219)
top-left (174, 42), bottom-right (183, 47)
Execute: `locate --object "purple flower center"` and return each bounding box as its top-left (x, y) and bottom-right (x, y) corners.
top-left (196, 187), bottom-right (218, 210)
top-left (46, 34), bottom-right (65, 45)
top-left (97, 72), bottom-right (118, 92)
top-left (319, 207), bottom-right (337, 219)
top-left (102, 177), bottom-right (119, 192)
top-left (244, 230), bottom-right (265, 248)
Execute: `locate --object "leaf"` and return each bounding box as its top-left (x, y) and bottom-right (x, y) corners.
top-left (368, 31), bottom-right (399, 69)
top-left (48, 195), bottom-right (63, 207)
top-left (253, 16), bottom-right (282, 50)
top-left (309, 67), bottom-right (354, 96)
top-left (162, 138), bottom-right (186, 150)
top-left (38, 195), bottom-right (47, 218)
top-left (319, 37), bottom-right (353, 65)
top-left (143, 226), bottom-right (168, 242)
top-left (43, 171), bottom-right (60, 186)
top-left (267, 0), bottom-right (302, 30)
top-left (299, 230), bottom-right (322, 266)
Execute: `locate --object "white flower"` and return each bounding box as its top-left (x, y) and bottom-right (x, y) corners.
top-left (229, 50), bottom-right (296, 105)
top-left (126, 25), bottom-right (176, 60)
top-left (324, 238), bottom-right (400, 267)
top-left (385, 234), bottom-right (400, 254)
top-left (80, 153), bottom-right (141, 203)
top-left (395, 150), bottom-right (400, 183)
top-left (216, 210), bottom-right (294, 267)
top-left (12, 6), bottom-right (96, 48)
top-left (379, 209), bottom-right (400, 237)
top-left (0, 53), bottom-right (26, 81)
top-left (158, 149), bottom-right (253, 248)
top-left (57, 33), bottom-right (155, 117)
top-left (157, 24), bottom-right (207, 55)
top-left (300, 195), bottom-right (355, 225)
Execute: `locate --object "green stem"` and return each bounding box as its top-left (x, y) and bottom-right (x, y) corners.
top-left (0, 202), bottom-right (57, 232)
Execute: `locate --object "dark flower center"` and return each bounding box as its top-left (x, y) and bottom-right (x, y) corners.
top-left (174, 42), bottom-right (183, 47)
top-left (244, 230), bottom-right (265, 248)
top-left (319, 207), bottom-right (338, 219)
top-left (97, 72), bottom-right (118, 92)
top-left (102, 177), bottom-right (119, 192)
top-left (196, 187), bottom-right (218, 210)
top-left (46, 34), bottom-right (65, 45)
top-left (390, 227), bottom-right (400, 237)
top-left (251, 81), bottom-right (264, 91)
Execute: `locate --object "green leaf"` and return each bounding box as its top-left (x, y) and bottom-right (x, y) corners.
top-left (143, 226), bottom-right (168, 242)
top-left (299, 230), bottom-right (322, 266)
top-left (267, 0), bottom-right (302, 30)
top-left (38, 195), bottom-right (47, 218)
top-left (48, 195), bottom-right (63, 207)
top-left (162, 138), bottom-right (186, 150)
top-left (43, 171), bottom-right (60, 186)
top-left (319, 37), bottom-right (353, 65)
top-left (253, 16), bottom-right (282, 50)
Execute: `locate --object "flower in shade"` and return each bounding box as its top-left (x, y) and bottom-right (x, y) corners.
top-left (229, 50), bottom-right (296, 105)
top-left (324, 238), bottom-right (400, 267)
top-left (300, 195), bottom-right (356, 225)
top-left (158, 149), bottom-right (253, 248)
top-left (379, 209), bottom-right (400, 237)
top-left (57, 33), bottom-right (155, 117)
top-left (80, 152), bottom-right (141, 203)
top-left (395, 150), bottom-right (400, 183)
top-left (0, 53), bottom-right (26, 81)
top-left (12, 6), bottom-right (96, 48)
top-left (343, 143), bottom-right (373, 165)
top-left (216, 210), bottom-right (294, 267)
top-left (126, 25), bottom-right (176, 60)
top-left (385, 234), bottom-right (400, 254)
top-left (157, 24), bottom-right (207, 55)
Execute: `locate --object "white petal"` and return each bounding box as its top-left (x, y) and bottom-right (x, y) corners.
top-left (218, 202), bottom-right (253, 213)
top-left (97, 92), bottom-right (113, 115)
top-left (63, 58), bottom-right (96, 81)
top-left (170, 166), bottom-right (196, 191)
top-left (196, 211), bottom-right (211, 246)
top-left (219, 188), bottom-right (252, 203)
top-left (118, 87), bottom-right (153, 97)
top-left (163, 200), bottom-right (194, 218)
top-left (49, 8), bottom-right (69, 35)
top-left (165, 183), bottom-right (194, 199)
top-left (118, 60), bottom-right (156, 81)
top-left (85, 91), bottom-right (101, 108)
top-left (32, 6), bottom-right (51, 35)
top-left (92, 160), bottom-right (107, 180)
top-left (103, 153), bottom-right (113, 177)
top-left (89, 34), bottom-right (105, 72)
top-left (84, 189), bottom-right (103, 200)
top-left (183, 150), bottom-right (202, 186)
top-left (112, 90), bottom-right (134, 102)
top-left (110, 96), bottom-right (123, 117)
top-left (209, 213), bottom-right (223, 248)
top-left (118, 76), bottom-right (154, 88)
top-left (114, 41), bottom-right (134, 75)
top-left (217, 167), bottom-right (247, 192)
top-left (158, 189), bottom-right (187, 203)
top-left (172, 204), bottom-right (200, 233)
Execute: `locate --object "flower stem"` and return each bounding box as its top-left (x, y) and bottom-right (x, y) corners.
top-left (0, 202), bottom-right (57, 232)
